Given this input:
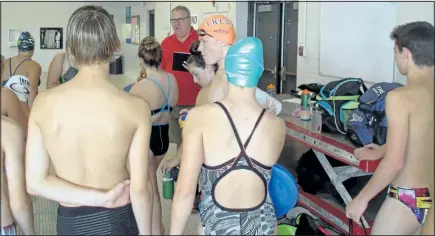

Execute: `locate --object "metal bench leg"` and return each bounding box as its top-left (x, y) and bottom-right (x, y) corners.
top-left (312, 149), bottom-right (370, 229)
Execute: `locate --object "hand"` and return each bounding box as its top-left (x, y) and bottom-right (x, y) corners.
top-left (103, 180), bottom-right (131, 208)
top-left (182, 61), bottom-right (189, 72)
top-left (265, 97), bottom-right (277, 114)
top-left (346, 196), bottom-right (368, 226)
top-left (354, 143), bottom-right (384, 161)
top-left (160, 156), bottom-right (180, 173)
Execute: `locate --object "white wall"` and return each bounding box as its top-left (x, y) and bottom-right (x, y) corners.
top-left (296, 2), bottom-right (434, 86)
top-left (1, 2), bottom-right (86, 72)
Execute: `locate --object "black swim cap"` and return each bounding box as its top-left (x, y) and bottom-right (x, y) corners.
top-left (17, 31), bottom-right (35, 52)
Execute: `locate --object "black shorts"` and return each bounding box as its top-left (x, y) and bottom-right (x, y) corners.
top-left (150, 124), bottom-right (169, 156)
top-left (57, 204), bottom-right (138, 235)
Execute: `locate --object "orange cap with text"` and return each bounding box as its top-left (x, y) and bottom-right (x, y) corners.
top-left (199, 15), bottom-right (236, 45)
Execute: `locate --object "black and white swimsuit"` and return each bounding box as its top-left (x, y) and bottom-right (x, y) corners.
top-left (2, 58), bottom-right (31, 103)
top-left (199, 102), bottom-right (276, 235)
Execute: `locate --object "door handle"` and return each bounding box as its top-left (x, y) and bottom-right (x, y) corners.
top-left (280, 66), bottom-right (287, 81)
top-left (271, 65), bottom-right (277, 77)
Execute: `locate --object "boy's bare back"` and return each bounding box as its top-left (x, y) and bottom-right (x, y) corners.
top-left (390, 83), bottom-right (434, 188)
top-left (30, 77), bottom-right (151, 192)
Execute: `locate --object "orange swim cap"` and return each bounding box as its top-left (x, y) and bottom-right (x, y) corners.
top-left (199, 15), bottom-right (236, 45)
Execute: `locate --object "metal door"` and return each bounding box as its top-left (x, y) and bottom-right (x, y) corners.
top-left (254, 2), bottom-right (281, 91)
top-left (281, 2), bottom-right (299, 93)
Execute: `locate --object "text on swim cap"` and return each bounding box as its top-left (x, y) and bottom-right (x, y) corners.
top-left (212, 29), bottom-right (230, 34)
top-left (205, 18), bottom-right (233, 27)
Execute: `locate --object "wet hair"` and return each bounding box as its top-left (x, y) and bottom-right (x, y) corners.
top-left (171, 5), bottom-right (191, 17)
top-left (138, 37), bottom-right (162, 68)
top-left (66, 5), bottom-right (120, 66)
top-left (390, 21), bottom-right (434, 67)
top-left (187, 40), bottom-right (218, 73)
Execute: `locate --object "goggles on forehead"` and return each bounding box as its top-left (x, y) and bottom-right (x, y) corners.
top-left (198, 29), bottom-right (214, 38)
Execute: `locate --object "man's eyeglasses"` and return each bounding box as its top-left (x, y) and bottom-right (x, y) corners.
top-left (170, 17), bottom-right (190, 24)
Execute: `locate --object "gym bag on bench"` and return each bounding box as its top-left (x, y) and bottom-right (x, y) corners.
top-left (346, 82), bottom-right (403, 147)
top-left (315, 78), bottom-right (367, 134)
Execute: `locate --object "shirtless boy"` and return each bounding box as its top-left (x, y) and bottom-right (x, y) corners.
top-left (1, 117), bottom-right (34, 235)
top-left (346, 21), bottom-right (434, 235)
top-left (25, 5), bottom-right (153, 235)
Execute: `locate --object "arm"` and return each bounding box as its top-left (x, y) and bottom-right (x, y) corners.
top-left (356, 91), bottom-right (407, 202)
top-left (25, 95), bottom-right (115, 207)
top-left (27, 63), bottom-right (42, 107)
top-left (46, 53), bottom-right (64, 89)
top-left (2, 119), bottom-right (35, 235)
top-left (128, 99), bottom-right (153, 235)
top-left (160, 43), bottom-right (167, 71)
top-left (170, 109), bottom-right (204, 235)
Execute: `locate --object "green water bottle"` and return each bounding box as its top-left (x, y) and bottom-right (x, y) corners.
top-left (162, 169), bottom-right (174, 199)
top-left (300, 89), bottom-right (311, 121)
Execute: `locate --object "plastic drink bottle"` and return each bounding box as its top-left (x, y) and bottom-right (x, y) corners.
top-left (179, 112), bottom-right (188, 129)
top-left (300, 89), bottom-right (311, 121)
top-left (162, 169), bottom-right (174, 200)
top-left (255, 87), bottom-right (282, 115)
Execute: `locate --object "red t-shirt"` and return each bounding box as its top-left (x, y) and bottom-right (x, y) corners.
top-left (160, 28), bottom-right (200, 106)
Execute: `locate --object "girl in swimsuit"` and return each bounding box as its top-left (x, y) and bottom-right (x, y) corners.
top-left (124, 37), bottom-right (179, 235)
top-left (170, 36), bottom-right (287, 235)
top-left (46, 51), bottom-right (78, 89)
top-left (1, 32), bottom-right (42, 117)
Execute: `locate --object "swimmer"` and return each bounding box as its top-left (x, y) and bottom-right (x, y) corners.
top-left (124, 37), bottom-right (179, 235)
top-left (161, 16), bottom-right (279, 175)
top-left (1, 116), bottom-right (35, 235)
top-left (1, 32), bottom-right (41, 117)
top-left (170, 37), bottom-right (286, 235)
top-left (25, 5), bottom-right (153, 235)
top-left (46, 51), bottom-right (78, 89)
top-left (346, 21), bottom-right (434, 234)
top-left (1, 88), bottom-right (28, 137)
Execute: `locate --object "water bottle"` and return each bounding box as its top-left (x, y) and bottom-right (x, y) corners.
top-left (255, 88), bottom-right (282, 115)
top-left (179, 112), bottom-right (188, 129)
top-left (311, 104), bottom-right (323, 133)
top-left (266, 84), bottom-right (276, 97)
top-left (162, 169), bottom-right (174, 200)
top-left (300, 89), bottom-right (311, 121)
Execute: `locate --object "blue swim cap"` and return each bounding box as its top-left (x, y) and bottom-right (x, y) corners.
top-left (225, 37), bottom-right (264, 88)
top-left (17, 32), bottom-right (35, 52)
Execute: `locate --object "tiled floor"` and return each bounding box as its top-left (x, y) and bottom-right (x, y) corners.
top-left (30, 74), bottom-right (383, 234)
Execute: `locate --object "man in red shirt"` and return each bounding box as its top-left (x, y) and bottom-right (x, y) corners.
top-left (160, 6), bottom-right (200, 145)
top-left (160, 5), bottom-right (200, 146)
